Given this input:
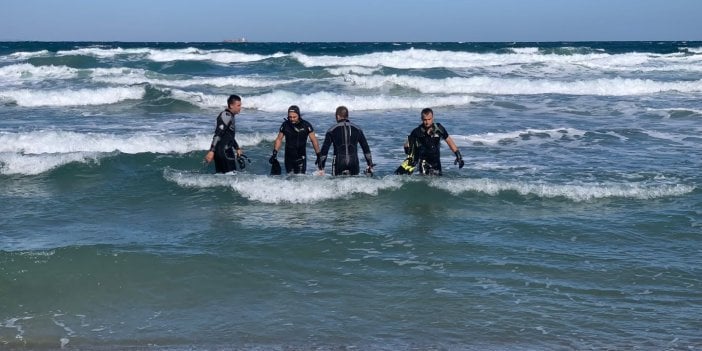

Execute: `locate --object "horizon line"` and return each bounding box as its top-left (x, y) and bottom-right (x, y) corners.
top-left (1, 39), bottom-right (701, 44)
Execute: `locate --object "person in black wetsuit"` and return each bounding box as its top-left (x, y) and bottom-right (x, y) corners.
top-left (317, 106), bottom-right (374, 176)
top-left (269, 105), bottom-right (321, 174)
top-left (204, 94), bottom-right (243, 173)
top-left (403, 108), bottom-right (464, 176)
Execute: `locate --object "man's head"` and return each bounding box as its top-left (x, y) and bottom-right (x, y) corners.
top-left (288, 105), bottom-right (301, 124)
top-left (421, 108), bottom-right (434, 128)
top-left (335, 105), bottom-right (349, 122)
top-left (227, 94), bottom-right (242, 114)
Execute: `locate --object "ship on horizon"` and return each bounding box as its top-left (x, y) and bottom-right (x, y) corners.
top-left (223, 37), bottom-right (247, 43)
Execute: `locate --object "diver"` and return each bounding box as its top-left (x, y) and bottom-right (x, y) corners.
top-left (317, 106), bottom-right (374, 176)
top-left (204, 94), bottom-right (243, 173)
top-left (270, 105), bottom-right (321, 174)
top-left (399, 107), bottom-right (464, 176)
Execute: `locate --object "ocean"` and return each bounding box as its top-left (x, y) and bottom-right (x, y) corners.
top-left (0, 41), bottom-right (701, 350)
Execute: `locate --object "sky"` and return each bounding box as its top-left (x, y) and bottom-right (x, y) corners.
top-left (2, 0), bottom-right (701, 42)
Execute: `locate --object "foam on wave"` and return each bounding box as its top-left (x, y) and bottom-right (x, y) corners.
top-left (430, 178), bottom-right (695, 201)
top-left (0, 63), bottom-right (78, 82)
top-left (171, 89), bottom-right (480, 112)
top-left (0, 87), bottom-right (145, 107)
top-left (0, 152), bottom-right (100, 175)
top-left (145, 48), bottom-right (286, 63)
top-left (344, 74), bottom-right (702, 96)
top-left (163, 170), bottom-right (695, 204)
top-left (0, 131), bottom-right (272, 154)
top-left (292, 48), bottom-right (702, 72)
top-left (0, 131), bottom-right (274, 175)
top-left (452, 128), bottom-right (587, 146)
top-left (163, 170), bottom-right (404, 204)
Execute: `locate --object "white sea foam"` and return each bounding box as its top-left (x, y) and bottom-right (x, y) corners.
top-left (7, 50), bottom-right (51, 60)
top-left (293, 48), bottom-right (511, 69)
top-left (50, 46), bottom-right (286, 63)
top-left (0, 65), bottom-right (146, 84)
top-left (0, 63), bottom-right (78, 82)
top-left (0, 131), bottom-right (273, 175)
top-left (91, 70), bottom-right (303, 88)
top-left (510, 47), bottom-right (541, 55)
top-left (145, 48), bottom-right (286, 63)
top-left (56, 47), bottom-right (152, 58)
top-left (344, 74), bottom-right (702, 96)
top-left (164, 171), bottom-right (404, 204)
top-left (0, 87), bottom-right (145, 107)
top-left (164, 170), bottom-right (694, 203)
top-left (171, 89), bottom-right (480, 112)
top-left (452, 128), bottom-right (586, 146)
top-left (0, 131), bottom-right (271, 155)
top-left (5, 67), bottom-right (700, 104)
top-left (0, 131), bottom-right (203, 154)
top-left (2, 316), bottom-right (33, 342)
top-left (0, 152), bottom-right (100, 175)
top-left (429, 178), bottom-right (695, 201)
top-left (3, 55), bottom-right (700, 109)
top-left (292, 48), bottom-right (702, 71)
top-left (7, 47), bottom-right (702, 74)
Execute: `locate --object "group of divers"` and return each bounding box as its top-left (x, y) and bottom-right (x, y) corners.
top-left (203, 95), bottom-right (465, 177)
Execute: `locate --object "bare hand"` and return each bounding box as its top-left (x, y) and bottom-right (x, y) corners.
top-left (204, 151), bottom-right (214, 163)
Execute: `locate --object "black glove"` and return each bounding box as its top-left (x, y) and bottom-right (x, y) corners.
top-left (269, 150), bottom-right (278, 164)
top-left (314, 152), bottom-right (321, 166)
top-left (454, 150), bottom-right (464, 169)
top-left (237, 154), bottom-right (249, 170)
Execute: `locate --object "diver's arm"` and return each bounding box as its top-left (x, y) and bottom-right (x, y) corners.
top-left (309, 131), bottom-right (321, 154)
top-left (445, 136), bottom-right (464, 169)
top-left (273, 131), bottom-right (284, 153)
top-left (445, 136), bottom-right (460, 153)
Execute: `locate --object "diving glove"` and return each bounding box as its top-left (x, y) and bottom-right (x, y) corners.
top-left (314, 152), bottom-right (321, 166)
top-left (454, 150), bottom-right (464, 169)
top-left (237, 154), bottom-right (250, 170)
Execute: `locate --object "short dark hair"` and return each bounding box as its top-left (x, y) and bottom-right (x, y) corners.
top-left (227, 94), bottom-right (241, 105)
top-left (336, 105), bottom-right (349, 119)
top-left (421, 108), bottom-right (433, 118)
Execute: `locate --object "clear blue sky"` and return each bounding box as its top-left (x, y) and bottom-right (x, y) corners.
top-left (2, 0), bottom-right (700, 42)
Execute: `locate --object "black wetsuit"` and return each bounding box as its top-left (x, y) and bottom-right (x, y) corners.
top-left (407, 122), bottom-right (449, 175)
top-left (278, 118), bottom-right (315, 174)
top-left (318, 119), bottom-right (373, 176)
top-left (209, 109), bottom-right (239, 173)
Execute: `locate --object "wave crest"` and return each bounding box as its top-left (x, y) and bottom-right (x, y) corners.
top-left (163, 170), bottom-right (695, 204)
top-left (164, 170), bottom-right (404, 204)
top-left (430, 178), bottom-right (695, 201)
top-left (0, 87), bottom-right (145, 107)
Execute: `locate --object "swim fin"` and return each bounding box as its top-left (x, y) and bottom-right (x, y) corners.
top-left (270, 158), bottom-right (281, 175)
top-left (394, 157), bottom-right (415, 175)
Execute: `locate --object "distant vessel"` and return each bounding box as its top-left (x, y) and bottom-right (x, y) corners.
top-left (223, 37), bottom-right (247, 43)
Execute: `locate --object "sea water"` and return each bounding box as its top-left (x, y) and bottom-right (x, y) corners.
top-left (1, 41), bottom-right (701, 350)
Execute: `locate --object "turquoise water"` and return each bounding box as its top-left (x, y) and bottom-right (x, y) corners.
top-left (1, 41), bottom-right (701, 350)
